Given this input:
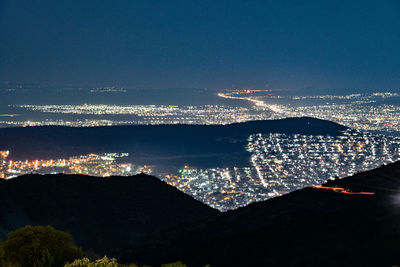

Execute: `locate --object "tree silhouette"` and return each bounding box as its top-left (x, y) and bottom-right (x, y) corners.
top-left (2, 225), bottom-right (83, 267)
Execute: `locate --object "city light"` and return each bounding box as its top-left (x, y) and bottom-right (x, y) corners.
top-left (1, 90), bottom-right (400, 211)
top-left (0, 152), bottom-right (147, 179)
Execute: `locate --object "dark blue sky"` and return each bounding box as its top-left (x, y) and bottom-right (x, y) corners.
top-left (1, 0), bottom-right (399, 90)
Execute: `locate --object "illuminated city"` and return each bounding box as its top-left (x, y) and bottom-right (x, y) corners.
top-left (220, 90), bottom-right (400, 133)
top-left (161, 129), bottom-right (400, 211)
top-left (1, 104), bottom-right (275, 127)
top-left (1, 124), bottom-right (400, 211)
top-left (1, 88), bottom-right (400, 210)
top-left (1, 90), bottom-right (399, 135)
top-left (0, 152), bottom-right (151, 179)
top-left (247, 129), bottom-right (400, 192)
top-left (2, 1), bottom-right (400, 264)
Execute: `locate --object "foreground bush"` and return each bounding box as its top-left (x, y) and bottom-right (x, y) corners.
top-left (64, 257), bottom-right (152, 267)
top-left (161, 262), bottom-right (187, 267)
top-left (64, 256), bottom-right (118, 267)
top-left (2, 225), bottom-right (83, 267)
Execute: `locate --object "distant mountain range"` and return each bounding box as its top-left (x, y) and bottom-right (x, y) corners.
top-left (0, 117), bottom-right (346, 169)
top-left (1, 161), bottom-right (400, 266)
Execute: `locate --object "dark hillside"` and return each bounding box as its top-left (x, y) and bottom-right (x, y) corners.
top-left (1, 161), bottom-right (399, 266)
top-left (109, 162), bottom-right (400, 266)
top-left (164, 161), bottom-right (400, 267)
top-left (0, 174), bottom-right (218, 256)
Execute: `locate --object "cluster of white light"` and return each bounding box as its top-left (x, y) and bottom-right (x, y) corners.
top-left (247, 129), bottom-right (400, 194)
top-left (4, 104), bottom-right (278, 127)
top-left (161, 129), bottom-right (400, 211)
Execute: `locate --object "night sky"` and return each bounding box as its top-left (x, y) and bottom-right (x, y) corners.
top-left (1, 0), bottom-right (399, 90)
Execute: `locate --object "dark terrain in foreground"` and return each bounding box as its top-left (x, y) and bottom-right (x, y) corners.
top-left (1, 161), bottom-right (400, 267)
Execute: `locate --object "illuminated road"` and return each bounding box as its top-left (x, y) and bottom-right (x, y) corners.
top-left (217, 90), bottom-right (285, 114)
top-left (312, 185), bottom-right (375, 195)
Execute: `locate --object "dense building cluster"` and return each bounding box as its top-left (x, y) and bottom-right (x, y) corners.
top-left (2, 91), bottom-right (399, 133)
top-left (161, 166), bottom-right (275, 211)
top-left (5, 104), bottom-right (274, 126)
top-left (0, 150), bottom-right (9, 179)
top-left (0, 152), bottom-right (145, 179)
top-left (276, 103), bottom-right (400, 133)
top-left (0, 119), bottom-right (119, 127)
top-left (161, 130), bottom-right (400, 211)
top-left (224, 90), bottom-right (400, 133)
top-left (247, 129), bottom-right (400, 194)
top-left (1, 90), bottom-right (400, 210)
top-left (1, 128), bottom-right (400, 211)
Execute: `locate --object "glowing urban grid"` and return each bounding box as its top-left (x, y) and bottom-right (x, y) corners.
top-left (162, 129), bottom-right (400, 211)
top-left (1, 90), bottom-right (400, 210)
top-left (3, 91), bottom-right (399, 133)
top-left (219, 90), bottom-right (400, 133)
top-left (0, 152), bottom-right (149, 179)
top-left (2, 104), bottom-right (274, 127)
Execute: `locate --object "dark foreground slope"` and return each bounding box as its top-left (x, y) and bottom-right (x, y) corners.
top-left (1, 161), bottom-right (400, 267)
top-left (0, 174), bottom-right (218, 257)
top-left (0, 117), bottom-right (346, 168)
top-left (164, 161), bottom-right (400, 267)
top-left (113, 162), bottom-right (400, 267)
